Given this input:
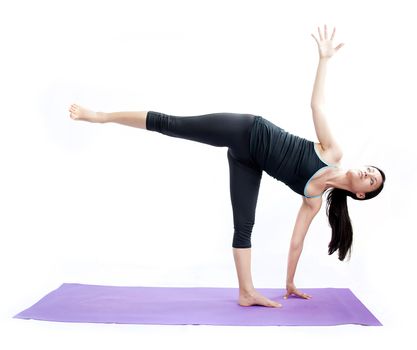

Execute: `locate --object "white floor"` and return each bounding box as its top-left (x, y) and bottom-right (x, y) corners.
top-left (1, 316), bottom-right (412, 350)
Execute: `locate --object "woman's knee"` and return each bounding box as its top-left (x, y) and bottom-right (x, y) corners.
top-left (232, 223), bottom-right (254, 248)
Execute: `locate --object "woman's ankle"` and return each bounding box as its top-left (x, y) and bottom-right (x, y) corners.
top-left (97, 112), bottom-right (109, 123)
top-left (239, 286), bottom-right (256, 296)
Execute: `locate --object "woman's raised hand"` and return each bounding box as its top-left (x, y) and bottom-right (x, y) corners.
top-left (311, 24), bottom-right (344, 59)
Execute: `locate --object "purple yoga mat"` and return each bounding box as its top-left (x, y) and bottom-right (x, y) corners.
top-left (13, 283), bottom-right (382, 326)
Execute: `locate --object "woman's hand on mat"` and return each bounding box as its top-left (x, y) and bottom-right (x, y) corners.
top-left (284, 283), bottom-right (312, 300)
top-left (311, 24), bottom-right (344, 59)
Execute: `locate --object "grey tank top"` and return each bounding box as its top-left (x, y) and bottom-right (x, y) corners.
top-left (249, 115), bottom-right (337, 198)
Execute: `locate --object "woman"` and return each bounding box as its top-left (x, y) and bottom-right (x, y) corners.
top-left (68, 25), bottom-right (386, 308)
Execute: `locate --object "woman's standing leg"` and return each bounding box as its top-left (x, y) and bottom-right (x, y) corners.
top-left (227, 150), bottom-right (281, 308)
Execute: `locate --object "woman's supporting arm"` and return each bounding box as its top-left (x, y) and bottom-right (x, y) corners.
top-left (286, 202), bottom-right (319, 285)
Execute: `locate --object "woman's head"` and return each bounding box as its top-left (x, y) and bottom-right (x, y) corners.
top-left (346, 165), bottom-right (386, 200)
top-left (325, 165), bottom-right (386, 261)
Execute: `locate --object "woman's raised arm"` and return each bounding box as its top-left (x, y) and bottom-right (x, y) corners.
top-left (310, 25), bottom-right (344, 152)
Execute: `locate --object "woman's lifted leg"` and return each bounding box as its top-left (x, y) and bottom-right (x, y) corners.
top-left (69, 104), bottom-right (148, 129)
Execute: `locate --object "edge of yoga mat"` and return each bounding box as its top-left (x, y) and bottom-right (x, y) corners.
top-left (13, 283), bottom-right (383, 326)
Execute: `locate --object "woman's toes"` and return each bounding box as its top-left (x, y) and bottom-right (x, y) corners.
top-left (272, 301), bottom-right (282, 308)
top-left (69, 104), bottom-right (102, 123)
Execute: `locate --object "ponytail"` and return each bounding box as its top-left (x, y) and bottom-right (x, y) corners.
top-left (326, 188), bottom-right (353, 261)
top-left (325, 165), bottom-right (386, 261)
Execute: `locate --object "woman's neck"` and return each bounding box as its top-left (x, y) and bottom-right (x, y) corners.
top-left (324, 166), bottom-right (352, 192)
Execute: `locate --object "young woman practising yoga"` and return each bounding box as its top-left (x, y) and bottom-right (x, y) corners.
top-left (68, 25), bottom-right (386, 308)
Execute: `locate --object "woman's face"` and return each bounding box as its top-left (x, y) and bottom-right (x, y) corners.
top-left (349, 166), bottom-right (382, 194)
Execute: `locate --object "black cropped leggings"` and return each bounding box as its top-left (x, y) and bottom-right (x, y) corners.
top-left (146, 111), bottom-right (263, 249)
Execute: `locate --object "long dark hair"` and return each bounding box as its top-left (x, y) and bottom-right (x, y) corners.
top-left (325, 165), bottom-right (386, 261)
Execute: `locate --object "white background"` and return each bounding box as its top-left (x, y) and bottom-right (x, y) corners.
top-left (1, 0), bottom-right (416, 349)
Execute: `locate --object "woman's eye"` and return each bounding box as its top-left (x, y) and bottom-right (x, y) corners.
top-left (368, 168), bottom-right (374, 185)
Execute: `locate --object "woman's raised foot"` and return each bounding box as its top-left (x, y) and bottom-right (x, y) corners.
top-left (69, 104), bottom-right (107, 123)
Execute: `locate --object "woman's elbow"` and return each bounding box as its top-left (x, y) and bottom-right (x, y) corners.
top-left (290, 240), bottom-right (304, 250)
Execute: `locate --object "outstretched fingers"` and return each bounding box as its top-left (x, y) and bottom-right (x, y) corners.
top-left (330, 26), bottom-right (336, 41)
top-left (316, 24), bottom-right (337, 42)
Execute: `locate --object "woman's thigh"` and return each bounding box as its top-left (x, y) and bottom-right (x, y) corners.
top-left (227, 149), bottom-right (263, 249)
top-left (146, 111), bottom-right (256, 160)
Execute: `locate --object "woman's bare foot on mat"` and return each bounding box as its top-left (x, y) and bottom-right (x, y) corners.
top-left (69, 104), bottom-right (107, 123)
top-left (239, 290), bottom-right (282, 308)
